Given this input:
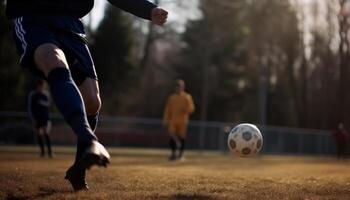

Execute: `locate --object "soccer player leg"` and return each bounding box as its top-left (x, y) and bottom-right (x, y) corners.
top-left (177, 124), bottom-right (188, 159)
top-left (42, 122), bottom-right (53, 158)
top-left (78, 78), bottom-right (101, 133)
top-left (64, 42), bottom-right (110, 168)
top-left (36, 126), bottom-right (45, 157)
top-left (34, 43), bottom-right (97, 146)
top-left (75, 78), bottom-right (101, 164)
top-left (65, 40), bottom-right (101, 134)
top-left (168, 124), bottom-right (178, 161)
top-left (34, 43), bottom-right (108, 191)
top-left (35, 44), bottom-right (109, 165)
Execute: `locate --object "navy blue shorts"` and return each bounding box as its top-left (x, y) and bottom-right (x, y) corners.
top-left (34, 119), bottom-right (49, 129)
top-left (13, 16), bottom-right (97, 85)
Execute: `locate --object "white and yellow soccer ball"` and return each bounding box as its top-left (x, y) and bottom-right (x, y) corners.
top-left (227, 123), bottom-right (263, 157)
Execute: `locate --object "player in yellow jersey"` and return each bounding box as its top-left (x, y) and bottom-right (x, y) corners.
top-left (163, 79), bottom-right (195, 161)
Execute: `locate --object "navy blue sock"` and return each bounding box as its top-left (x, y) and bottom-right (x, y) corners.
top-left (87, 113), bottom-right (99, 133)
top-left (43, 133), bottom-right (52, 157)
top-left (179, 138), bottom-right (185, 158)
top-left (37, 134), bottom-right (45, 156)
top-left (169, 138), bottom-right (176, 157)
top-left (47, 68), bottom-right (97, 146)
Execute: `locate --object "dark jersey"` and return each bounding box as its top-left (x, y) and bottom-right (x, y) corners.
top-left (28, 90), bottom-right (50, 121)
top-left (6, 0), bottom-right (156, 20)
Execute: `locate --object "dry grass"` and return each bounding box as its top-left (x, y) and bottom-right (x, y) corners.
top-left (0, 146), bottom-right (350, 200)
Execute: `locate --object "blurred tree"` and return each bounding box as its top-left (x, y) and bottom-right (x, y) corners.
top-left (304, 1), bottom-right (338, 129)
top-left (306, 0), bottom-right (350, 129)
top-left (246, 0), bottom-right (303, 126)
top-left (172, 0), bottom-right (252, 122)
top-left (3, 0), bottom-right (350, 131)
top-left (174, 0), bottom-right (303, 126)
top-left (337, 0), bottom-right (350, 125)
top-left (131, 0), bottom-right (177, 118)
top-left (91, 5), bottom-right (136, 114)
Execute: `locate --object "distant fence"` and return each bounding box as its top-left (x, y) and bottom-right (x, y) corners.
top-left (0, 111), bottom-right (337, 155)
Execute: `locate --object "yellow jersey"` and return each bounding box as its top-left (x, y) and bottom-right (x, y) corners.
top-left (163, 91), bottom-right (195, 125)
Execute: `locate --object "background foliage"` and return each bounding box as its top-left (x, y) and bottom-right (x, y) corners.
top-left (1, 0), bottom-right (349, 130)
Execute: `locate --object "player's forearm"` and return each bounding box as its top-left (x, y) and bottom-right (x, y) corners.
top-left (107, 0), bottom-right (157, 20)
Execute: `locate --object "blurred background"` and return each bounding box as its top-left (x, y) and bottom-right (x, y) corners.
top-left (1, 0), bottom-right (350, 155)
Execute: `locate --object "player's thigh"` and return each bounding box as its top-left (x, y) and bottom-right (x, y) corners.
top-left (34, 43), bottom-right (69, 76)
top-left (168, 124), bottom-right (176, 135)
top-left (78, 77), bottom-right (101, 115)
top-left (176, 123), bottom-right (187, 139)
top-left (36, 120), bottom-right (48, 134)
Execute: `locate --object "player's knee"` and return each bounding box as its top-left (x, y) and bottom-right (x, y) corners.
top-left (34, 43), bottom-right (69, 76)
top-left (85, 94), bottom-right (101, 115)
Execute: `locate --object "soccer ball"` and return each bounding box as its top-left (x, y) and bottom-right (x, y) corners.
top-left (227, 123), bottom-right (263, 157)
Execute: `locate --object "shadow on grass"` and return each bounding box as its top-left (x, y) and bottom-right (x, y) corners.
top-left (171, 193), bottom-right (214, 200)
top-left (6, 187), bottom-right (71, 200)
top-left (5, 193), bottom-right (28, 200)
top-left (37, 187), bottom-right (72, 198)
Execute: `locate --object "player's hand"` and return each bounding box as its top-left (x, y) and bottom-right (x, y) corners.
top-left (151, 7), bottom-right (168, 26)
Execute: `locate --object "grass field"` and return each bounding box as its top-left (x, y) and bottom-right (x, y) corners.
top-left (0, 146), bottom-right (350, 200)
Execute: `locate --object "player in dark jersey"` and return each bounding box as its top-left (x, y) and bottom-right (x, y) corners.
top-left (28, 79), bottom-right (53, 158)
top-left (6, 0), bottom-right (168, 191)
